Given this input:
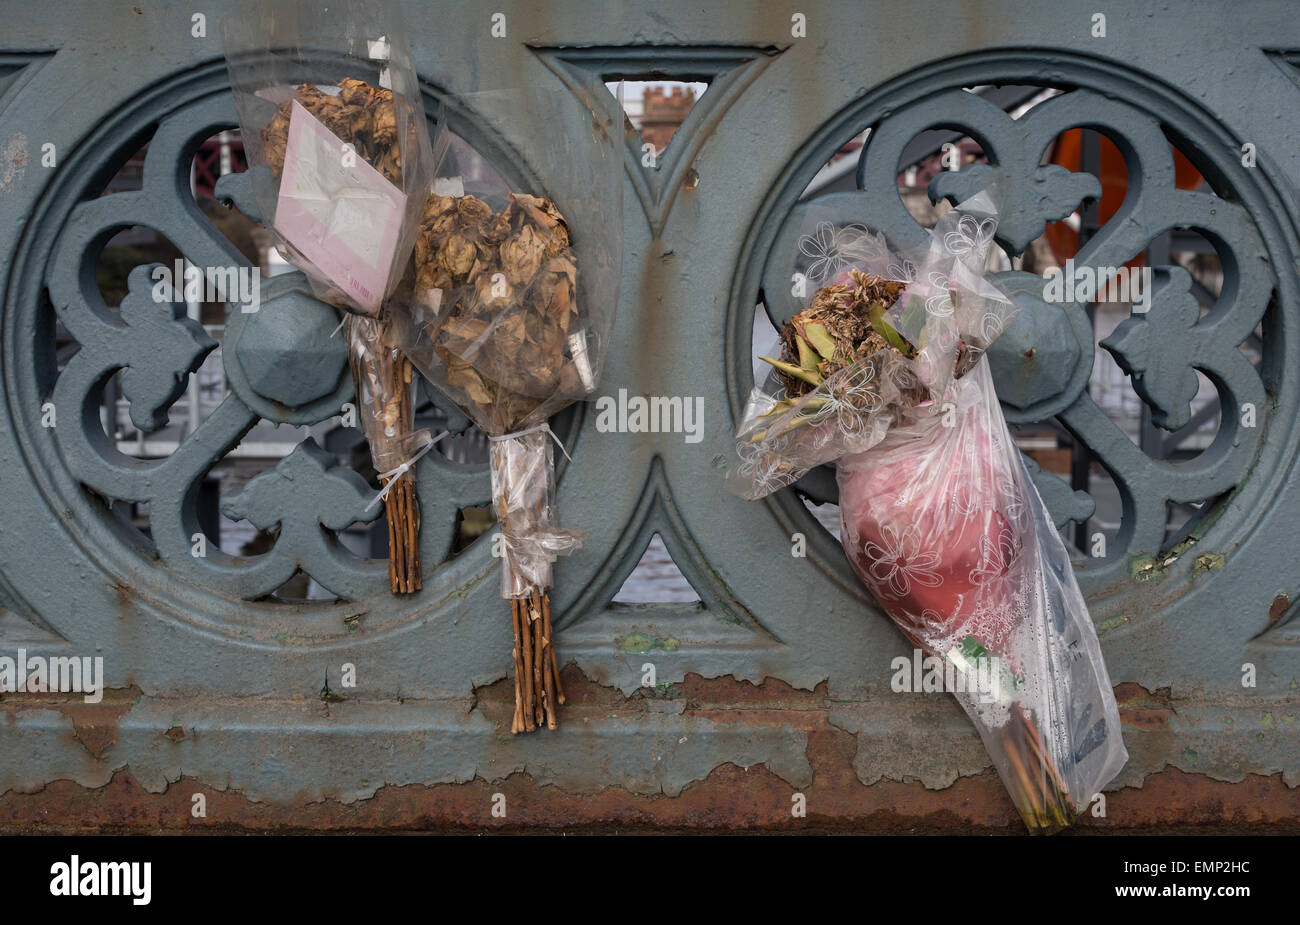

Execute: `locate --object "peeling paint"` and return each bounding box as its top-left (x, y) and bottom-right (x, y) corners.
top-left (1193, 553), bottom-right (1226, 575)
top-left (0, 686), bottom-right (142, 760)
top-left (1129, 556), bottom-right (1161, 582)
top-left (0, 132), bottom-right (28, 194)
top-left (1128, 537), bottom-right (1205, 583)
top-left (617, 632), bottom-right (680, 653)
top-left (0, 668), bottom-right (1296, 830)
top-left (2, 759), bottom-right (1296, 834)
top-left (1, 672), bottom-right (815, 804)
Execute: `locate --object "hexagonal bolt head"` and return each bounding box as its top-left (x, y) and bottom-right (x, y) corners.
top-left (988, 296), bottom-right (1079, 410)
top-left (234, 288), bottom-right (348, 407)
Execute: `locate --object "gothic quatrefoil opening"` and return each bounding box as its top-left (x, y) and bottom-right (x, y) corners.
top-left (745, 61), bottom-right (1288, 605)
top-left (30, 81), bottom-right (511, 616)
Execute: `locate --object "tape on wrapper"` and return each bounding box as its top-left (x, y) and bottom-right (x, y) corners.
top-left (488, 425), bottom-right (586, 599)
top-left (366, 430), bottom-right (446, 511)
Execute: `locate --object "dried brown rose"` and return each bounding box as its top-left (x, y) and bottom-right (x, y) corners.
top-left (262, 78), bottom-right (406, 185)
top-left (412, 190), bottom-right (584, 432)
top-left (500, 224), bottom-right (546, 285)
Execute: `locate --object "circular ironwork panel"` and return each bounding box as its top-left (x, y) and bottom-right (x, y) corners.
top-left (730, 50), bottom-right (1297, 629)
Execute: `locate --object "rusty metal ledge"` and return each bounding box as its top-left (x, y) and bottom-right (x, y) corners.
top-left (1, 675), bottom-right (1294, 830)
top-left (829, 689), bottom-right (1300, 792)
top-left (0, 695), bottom-right (813, 804)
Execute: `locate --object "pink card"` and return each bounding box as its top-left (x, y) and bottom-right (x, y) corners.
top-left (275, 99), bottom-right (407, 314)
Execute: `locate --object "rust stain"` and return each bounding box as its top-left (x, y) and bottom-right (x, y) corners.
top-left (2, 759), bottom-right (1296, 834)
top-left (674, 673), bottom-right (827, 711)
top-left (1113, 681), bottom-right (1174, 708)
top-left (112, 582), bottom-right (133, 614)
top-left (1268, 592), bottom-right (1291, 627)
top-left (1113, 681), bottom-right (1175, 730)
top-left (1119, 708), bottom-right (1174, 731)
top-left (0, 686), bottom-right (142, 759)
top-left (473, 668), bottom-right (829, 730)
top-left (1, 676), bottom-right (1293, 832)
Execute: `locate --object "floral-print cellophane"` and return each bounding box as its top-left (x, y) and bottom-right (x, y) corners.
top-left (729, 193), bottom-right (1023, 499)
top-left (728, 192), bottom-right (1127, 830)
top-left (838, 357), bottom-right (1128, 831)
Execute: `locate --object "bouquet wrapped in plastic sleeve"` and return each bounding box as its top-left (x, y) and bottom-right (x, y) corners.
top-left (728, 192), bottom-right (1128, 831)
top-left (223, 0), bottom-right (439, 592)
top-left (391, 86), bottom-right (623, 732)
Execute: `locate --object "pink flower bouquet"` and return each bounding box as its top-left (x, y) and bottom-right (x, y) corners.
top-left (729, 192), bottom-right (1128, 831)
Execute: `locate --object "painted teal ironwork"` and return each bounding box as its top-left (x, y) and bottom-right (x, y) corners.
top-left (0, 0), bottom-right (1296, 804)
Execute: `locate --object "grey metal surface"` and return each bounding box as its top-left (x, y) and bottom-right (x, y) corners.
top-left (0, 0), bottom-right (1297, 808)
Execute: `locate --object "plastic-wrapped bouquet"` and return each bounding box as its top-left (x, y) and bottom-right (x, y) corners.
top-left (728, 192), bottom-right (1128, 831)
top-left (224, 0), bottom-right (437, 592)
top-left (393, 87), bottom-right (622, 732)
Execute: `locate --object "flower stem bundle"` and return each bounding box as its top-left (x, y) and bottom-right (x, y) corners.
top-left (509, 586), bottom-right (565, 732)
top-left (347, 315), bottom-right (422, 593)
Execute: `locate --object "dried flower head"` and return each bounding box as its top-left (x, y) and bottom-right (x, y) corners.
top-left (413, 191), bottom-right (582, 433)
top-left (764, 270), bottom-right (912, 399)
top-left (262, 78), bottom-right (407, 185)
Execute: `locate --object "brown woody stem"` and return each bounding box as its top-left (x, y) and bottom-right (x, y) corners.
top-left (509, 588), bottom-right (563, 734)
top-left (998, 704), bottom-right (1076, 833)
top-left (348, 325), bottom-right (421, 595)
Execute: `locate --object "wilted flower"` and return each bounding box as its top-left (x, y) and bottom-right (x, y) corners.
top-left (262, 78), bottom-right (408, 184)
top-left (413, 191), bottom-right (581, 433)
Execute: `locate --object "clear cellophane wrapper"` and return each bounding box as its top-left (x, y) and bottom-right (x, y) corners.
top-left (727, 193), bottom-right (1020, 499)
top-left (385, 82), bottom-right (622, 599)
top-left (347, 316), bottom-right (431, 475)
top-left (838, 359), bottom-right (1128, 831)
top-left (347, 314), bottom-right (430, 593)
top-left (389, 84), bottom-right (621, 438)
top-left (223, 0), bottom-right (436, 316)
top-left (728, 192), bottom-right (1127, 831)
top-left (488, 430), bottom-right (585, 599)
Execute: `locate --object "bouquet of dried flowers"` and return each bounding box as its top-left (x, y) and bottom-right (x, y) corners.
top-left (398, 189), bottom-right (586, 731)
top-left (412, 192), bottom-right (583, 433)
top-left (392, 82), bottom-right (622, 731)
top-left (729, 193), bottom-right (1128, 831)
top-left (225, 0), bottom-right (437, 593)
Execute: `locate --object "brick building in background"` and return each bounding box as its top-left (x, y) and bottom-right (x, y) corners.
top-left (639, 84), bottom-right (696, 151)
